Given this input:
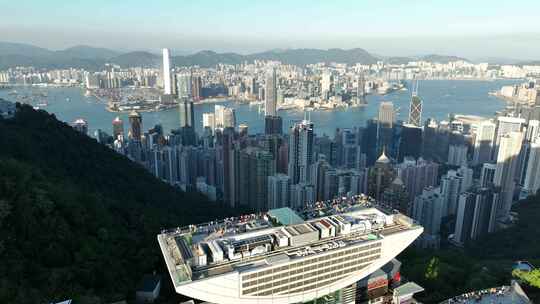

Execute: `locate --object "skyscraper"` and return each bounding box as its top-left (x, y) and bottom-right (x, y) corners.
top-left (494, 131), bottom-right (524, 219)
top-left (407, 80), bottom-right (422, 127)
top-left (179, 98), bottom-right (194, 128)
top-left (265, 67), bottom-right (277, 116)
top-left (202, 113), bottom-right (215, 131)
top-left (162, 48), bottom-right (172, 95)
top-left (398, 124), bottom-right (422, 161)
top-left (214, 105), bottom-right (236, 129)
top-left (288, 119), bottom-right (314, 184)
top-left (377, 101), bottom-right (395, 155)
top-left (378, 101), bottom-right (395, 127)
top-left (356, 73), bottom-right (366, 105)
top-left (112, 116), bottom-right (124, 139)
top-left (128, 111), bottom-right (142, 141)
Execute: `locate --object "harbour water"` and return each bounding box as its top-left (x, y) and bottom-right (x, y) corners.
top-left (0, 79), bottom-right (521, 136)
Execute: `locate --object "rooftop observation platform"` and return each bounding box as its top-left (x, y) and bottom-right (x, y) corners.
top-left (158, 194), bottom-right (421, 287)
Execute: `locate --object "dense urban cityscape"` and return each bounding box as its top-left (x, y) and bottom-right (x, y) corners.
top-left (2, 2), bottom-right (540, 304)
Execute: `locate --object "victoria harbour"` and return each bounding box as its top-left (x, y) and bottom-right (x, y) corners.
top-left (0, 79), bottom-right (520, 135)
top-left (3, 1), bottom-right (540, 303)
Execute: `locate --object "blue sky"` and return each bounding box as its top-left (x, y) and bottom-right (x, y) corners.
top-left (2, 0), bottom-right (540, 59)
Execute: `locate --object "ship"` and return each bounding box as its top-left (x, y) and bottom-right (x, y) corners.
top-left (158, 196), bottom-right (423, 304)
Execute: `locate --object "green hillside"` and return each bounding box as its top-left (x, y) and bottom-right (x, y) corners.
top-left (0, 103), bottom-right (241, 304)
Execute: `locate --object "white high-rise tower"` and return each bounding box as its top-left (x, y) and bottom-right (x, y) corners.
top-left (162, 48), bottom-right (172, 95)
top-left (265, 67), bottom-right (277, 116)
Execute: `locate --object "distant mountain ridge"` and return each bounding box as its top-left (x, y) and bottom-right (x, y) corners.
top-left (0, 41), bottom-right (471, 70)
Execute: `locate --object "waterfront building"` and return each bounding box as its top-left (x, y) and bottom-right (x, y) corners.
top-left (72, 118), bottom-right (88, 135)
top-left (202, 113), bottom-right (216, 131)
top-left (128, 111), bottom-right (143, 141)
top-left (179, 98), bottom-right (194, 128)
top-left (112, 116), bottom-right (124, 139)
top-left (407, 80), bottom-right (422, 127)
top-left (162, 48), bottom-right (172, 95)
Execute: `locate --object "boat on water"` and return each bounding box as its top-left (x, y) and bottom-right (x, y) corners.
top-left (36, 100), bottom-right (48, 107)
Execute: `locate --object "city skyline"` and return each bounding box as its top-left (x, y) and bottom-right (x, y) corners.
top-left (2, 0), bottom-right (540, 60)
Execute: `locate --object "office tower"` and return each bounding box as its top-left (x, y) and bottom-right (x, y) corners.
top-left (453, 188), bottom-right (498, 245)
top-left (162, 48), bottom-right (172, 95)
top-left (523, 138), bottom-right (540, 195)
top-left (202, 113), bottom-right (215, 131)
top-left (368, 150), bottom-right (395, 200)
top-left (412, 186), bottom-right (443, 248)
top-left (288, 120), bottom-right (314, 184)
top-left (377, 101), bottom-right (395, 156)
top-left (214, 105), bottom-right (236, 129)
top-left (264, 115), bottom-right (283, 135)
top-left (494, 131), bottom-right (524, 219)
top-left (179, 98), bottom-right (194, 128)
top-left (480, 163), bottom-right (497, 187)
top-left (72, 118), bottom-right (88, 134)
top-left (290, 183), bottom-right (315, 208)
top-left (128, 111), bottom-right (142, 141)
top-left (420, 119), bottom-right (435, 159)
top-left (238, 147), bottom-right (275, 211)
top-left (447, 144), bottom-right (468, 166)
top-left (177, 72), bottom-right (192, 99)
top-left (398, 124), bottom-right (422, 161)
top-left (265, 67), bottom-right (277, 116)
top-left (334, 128), bottom-right (359, 168)
top-left (396, 157), bottom-right (439, 201)
top-left (472, 120), bottom-right (496, 164)
top-left (407, 80), bottom-right (422, 127)
top-left (378, 101), bottom-right (395, 128)
top-left (267, 174), bottom-right (290, 209)
top-left (112, 116), bottom-right (124, 139)
top-left (350, 169), bottom-right (368, 196)
top-left (191, 74), bottom-right (202, 101)
top-left (356, 73), bottom-right (367, 105)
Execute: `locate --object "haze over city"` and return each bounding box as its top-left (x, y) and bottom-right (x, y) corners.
top-left (2, 0), bottom-right (540, 60)
top-left (2, 2), bottom-right (540, 304)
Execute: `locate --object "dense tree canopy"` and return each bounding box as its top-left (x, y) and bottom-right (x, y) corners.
top-left (399, 193), bottom-right (540, 303)
top-left (0, 103), bottom-right (243, 303)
